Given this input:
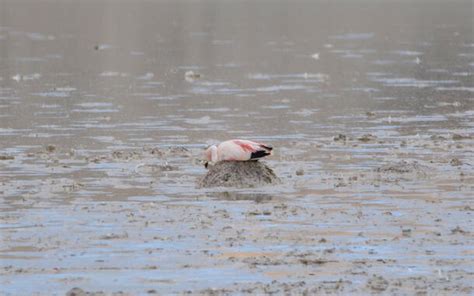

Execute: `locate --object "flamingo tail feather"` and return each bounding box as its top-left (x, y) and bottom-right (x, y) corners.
top-left (250, 150), bottom-right (271, 160)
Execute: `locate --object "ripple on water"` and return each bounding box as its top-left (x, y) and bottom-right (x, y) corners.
top-left (255, 85), bottom-right (308, 92)
top-left (436, 87), bottom-right (474, 92)
top-left (372, 59), bottom-right (397, 65)
top-left (137, 72), bottom-right (154, 80)
top-left (248, 73), bottom-right (328, 81)
top-left (76, 102), bottom-right (114, 108)
top-left (0, 128), bottom-right (31, 136)
top-left (99, 71), bottom-right (129, 77)
top-left (187, 107), bottom-right (231, 112)
top-left (373, 114), bottom-right (448, 124)
top-left (330, 49), bottom-right (372, 59)
top-left (452, 72), bottom-right (472, 76)
top-left (72, 102), bottom-right (120, 113)
top-left (184, 116), bottom-right (222, 125)
top-left (329, 32), bottom-right (374, 40)
top-left (16, 57), bottom-right (46, 62)
top-left (54, 87), bottom-right (76, 92)
top-left (458, 53), bottom-right (474, 58)
top-left (145, 95), bottom-right (187, 101)
top-left (370, 77), bottom-right (458, 88)
top-left (12, 73), bottom-right (41, 81)
top-left (390, 50), bottom-right (423, 56)
top-left (33, 91), bottom-right (71, 98)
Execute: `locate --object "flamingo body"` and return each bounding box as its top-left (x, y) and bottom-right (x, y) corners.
top-left (204, 139), bottom-right (272, 165)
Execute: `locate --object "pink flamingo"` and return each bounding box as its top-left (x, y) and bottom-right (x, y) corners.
top-left (204, 139), bottom-right (273, 168)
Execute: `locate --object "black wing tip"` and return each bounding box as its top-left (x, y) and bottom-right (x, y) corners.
top-left (260, 144), bottom-right (273, 151)
top-left (250, 150), bottom-right (271, 159)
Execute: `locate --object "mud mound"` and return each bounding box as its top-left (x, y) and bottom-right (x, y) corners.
top-left (376, 160), bottom-right (430, 175)
top-left (197, 161), bottom-right (280, 188)
top-left (66, 287), bottom-right (105, 296)
top-left (375, 160), bottom-right (431, 182)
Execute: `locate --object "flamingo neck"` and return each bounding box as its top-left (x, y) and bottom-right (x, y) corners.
top-left (210, 145), bottom-right (218, 162)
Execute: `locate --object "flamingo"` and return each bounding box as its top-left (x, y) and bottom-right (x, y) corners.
top-left (203, 139), bottom-right (273, 168)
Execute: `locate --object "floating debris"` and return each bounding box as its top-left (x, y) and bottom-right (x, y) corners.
top-left (11, 73), bottom-right (41, 82)
top-left (99, 232), bottom-right (128, 240)
top-left (185, 70), bottom-right (201, 82)
top-left (452, 133), bottom-right (471, 140)
top-left (450, 158), bottom-right (462, 166)
top-left (93, 44), bottom-right (113, 51)
top-left (0, 155), bottom-right (14, 160)
top-left (111, 150), bottom-right (141, 160)
top-left (247, 210), bottom-right (272, 216)
top-left (334, 134), bottom-right (347, 142)
top-left (299, 258), bottom-right (334, 265)
top-left (358, 134), bottom-right (377, 142)
top-left (451, 226), bottom-right (469, 235)
top-left (430, 135), bottom-right (447, 141)
top-left (366, 275), bottom-right (389, 292)
top-left (137, 72), bottom-right (154, 80)
top-left (366, 111), bottom-right (376, 117)
top-left (402, 228), bottom-right (412, 237)
top-left (45, 144), bottom-right (56, 153)
top-left (11, 74), bottom-right (21, 82)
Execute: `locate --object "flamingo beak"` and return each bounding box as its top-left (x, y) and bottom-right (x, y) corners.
top-left (204, 161), bottom-right (209, 169)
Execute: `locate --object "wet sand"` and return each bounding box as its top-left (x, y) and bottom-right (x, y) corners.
top-left (1, 0), bottom-right (473, 295)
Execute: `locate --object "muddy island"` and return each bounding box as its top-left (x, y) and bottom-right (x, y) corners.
top-left (197, 161), bottom-right (280, 188)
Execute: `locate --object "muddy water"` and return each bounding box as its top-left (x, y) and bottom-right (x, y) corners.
top-left (1, 1), bottom-right (473, 295)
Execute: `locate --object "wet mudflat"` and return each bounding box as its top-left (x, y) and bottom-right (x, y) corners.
top-left (1, 0), bottom-right (473, 295)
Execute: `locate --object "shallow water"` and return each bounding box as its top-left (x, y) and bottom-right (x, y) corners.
top-left (1, 0), bottom-right (473, 295)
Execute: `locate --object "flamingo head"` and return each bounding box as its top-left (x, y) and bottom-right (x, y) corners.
top-left (203, 145), bottom-right (218, 168)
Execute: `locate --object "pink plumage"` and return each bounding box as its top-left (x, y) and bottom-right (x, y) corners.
top-left (204, 139), bottom-right (273, 165)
